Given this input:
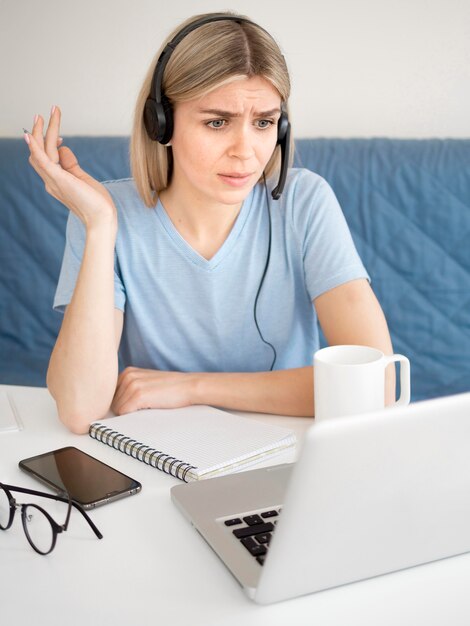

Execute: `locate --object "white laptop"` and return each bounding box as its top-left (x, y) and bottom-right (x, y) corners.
top-left (171, 392), bottom-right (470, 604)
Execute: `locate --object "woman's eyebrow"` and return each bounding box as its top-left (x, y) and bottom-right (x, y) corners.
top-left (197, 108), bottom-right (281, 117)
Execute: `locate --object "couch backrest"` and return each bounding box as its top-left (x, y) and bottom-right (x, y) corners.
top-left (1, 137), bottom-right (470, 401)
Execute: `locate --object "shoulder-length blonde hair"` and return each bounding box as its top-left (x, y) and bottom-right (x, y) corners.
top-left (130, 12), bottom-right (293, 208)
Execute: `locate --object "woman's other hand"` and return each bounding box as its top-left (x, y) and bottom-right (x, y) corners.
top-left (24, 106), bottom-right (117, 231)
top-left (111, 367), bottom-right (198, 415)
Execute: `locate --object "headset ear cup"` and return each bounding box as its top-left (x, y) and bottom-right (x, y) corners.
top-left (159, 95), bottom-right (173, 145)
top-left (144, 98), bottom-right (159, 141)
top-left (144, 96), bottom-right (173, 144)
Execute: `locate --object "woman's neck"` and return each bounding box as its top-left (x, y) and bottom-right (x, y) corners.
top-left (158, 186), bottom-right (243, 260)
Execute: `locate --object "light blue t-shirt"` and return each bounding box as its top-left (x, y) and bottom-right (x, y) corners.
top-left (54, 168), bottom-right (369, 372)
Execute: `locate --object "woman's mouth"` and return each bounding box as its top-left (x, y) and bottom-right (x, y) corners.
top-left (218, 172), bottom-right (253, 187)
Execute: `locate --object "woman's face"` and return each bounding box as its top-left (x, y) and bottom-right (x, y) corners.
top-left (169, 75), bottom-right (282, 208)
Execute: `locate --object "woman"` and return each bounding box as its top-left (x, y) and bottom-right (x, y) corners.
top-left (25, 12), bottom-right (394, 434)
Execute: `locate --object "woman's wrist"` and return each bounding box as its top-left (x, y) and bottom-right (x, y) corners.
top-left (85, 209), bottom-right (117, 235)
top-left (84, 214), bottom-right (118, 246)
top-left (188, 372), bottom-right (207, 405)
top-left (186, 371), bottom-right (244, 410)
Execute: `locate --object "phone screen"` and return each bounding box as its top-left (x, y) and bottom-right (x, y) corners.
top-left (19, 446), bottom-right (141, 509)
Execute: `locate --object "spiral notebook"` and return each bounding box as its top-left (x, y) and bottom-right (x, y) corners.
top-left (89, 405), bottom-right (296, 482)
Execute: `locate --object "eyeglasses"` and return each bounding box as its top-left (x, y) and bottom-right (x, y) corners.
top-left (0, 482), bottom-right (103, 555)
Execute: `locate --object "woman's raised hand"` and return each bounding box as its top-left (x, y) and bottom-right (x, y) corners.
top-left (25, 106), bottom-right (117, 231)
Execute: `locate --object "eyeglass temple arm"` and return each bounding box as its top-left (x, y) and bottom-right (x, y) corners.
top-left (3, 484), bottom-right (103, 539)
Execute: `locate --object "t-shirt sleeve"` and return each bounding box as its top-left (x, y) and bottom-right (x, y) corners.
top-left (290, 171), bottom-right (370, 301)
top-left (53, 212), bottom-right (126, 313)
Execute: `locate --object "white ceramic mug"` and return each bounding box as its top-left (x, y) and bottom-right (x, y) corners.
top-left (313, 345), bottom-right (410, 420)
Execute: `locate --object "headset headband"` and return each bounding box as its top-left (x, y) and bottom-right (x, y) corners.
top-left (151, 14), bottom-right (276, 105)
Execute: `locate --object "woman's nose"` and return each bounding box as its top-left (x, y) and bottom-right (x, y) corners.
top-left (228, 127), bottom-right (255, 160)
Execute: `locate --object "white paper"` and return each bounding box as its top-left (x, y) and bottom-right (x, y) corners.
top-left (0, 390), bottom-right (22, 433)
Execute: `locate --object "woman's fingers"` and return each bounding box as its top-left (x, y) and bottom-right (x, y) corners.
top-left (25, 111), bottom-right (117, 222)
top-left (25, 131), bottom-right (58, 186)
top-left (44, 105), bottom-right (61, 164)
top-left (29, 107), bottom-right (62, 163)
top-left (57, 145), bottom-right (79, 172)
top-left (31, 114), bottom-right (45, 151)
top-left (112, 368), bottom-right (135, 411)
top-left (58, 145), bottom-right (114, 203)
top-left (57, 146), bottom-right (97, 183)
top-left (58, 145), bottom-right (98, 186)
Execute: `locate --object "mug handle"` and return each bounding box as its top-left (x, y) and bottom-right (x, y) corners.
top-left (383, 354), bottom-right (411, 406)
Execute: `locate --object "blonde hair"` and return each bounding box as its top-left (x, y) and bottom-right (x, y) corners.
top-left (130, 12), bottom-right (293, 207)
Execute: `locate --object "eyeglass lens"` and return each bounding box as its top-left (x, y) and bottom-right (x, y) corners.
top-left (22, 504), bottom-right (55, 554)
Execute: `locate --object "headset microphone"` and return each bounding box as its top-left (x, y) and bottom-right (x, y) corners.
top-left (271, 112), bottom-right (290, 200)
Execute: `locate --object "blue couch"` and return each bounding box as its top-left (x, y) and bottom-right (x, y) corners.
top-left (1, 137), bottom-right (470, 402)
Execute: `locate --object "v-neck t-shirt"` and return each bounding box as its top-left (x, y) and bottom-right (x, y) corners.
top-left (53, 168), bottom-right (369, 373)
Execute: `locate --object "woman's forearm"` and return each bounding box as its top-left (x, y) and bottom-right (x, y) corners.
top-left (47, 220), bottom-right (118, 433)
top-left (192, 367), bottom-right (314, 417)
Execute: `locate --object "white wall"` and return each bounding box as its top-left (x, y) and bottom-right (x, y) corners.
top-left (1, 0), bottom-right (470, 138)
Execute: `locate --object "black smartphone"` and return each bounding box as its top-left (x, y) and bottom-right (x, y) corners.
top-left (19, 446), bottom-right (142, 509)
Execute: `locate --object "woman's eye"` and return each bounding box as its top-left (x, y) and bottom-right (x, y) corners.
top-left (207, 119), bottom-right (226, 129)
top-left (256, 119), bottom-right (274, 129)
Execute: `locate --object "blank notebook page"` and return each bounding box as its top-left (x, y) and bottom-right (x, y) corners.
top-left (94, 405), bottom-right (296, 475)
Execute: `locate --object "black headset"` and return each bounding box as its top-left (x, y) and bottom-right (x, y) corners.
top-left (143, 13), bottom-right (291, 200)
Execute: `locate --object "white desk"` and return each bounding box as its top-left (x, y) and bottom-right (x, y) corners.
top-left (2, 384), bottom-right (470, 626)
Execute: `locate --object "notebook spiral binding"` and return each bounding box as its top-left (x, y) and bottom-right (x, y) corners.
top-left (89, 424), bottom-right (197, 482)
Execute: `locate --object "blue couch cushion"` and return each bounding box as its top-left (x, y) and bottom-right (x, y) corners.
top-left (0, 137), bottom-right (130, 386)
top-left (294, 138), bottom-right (470, 400)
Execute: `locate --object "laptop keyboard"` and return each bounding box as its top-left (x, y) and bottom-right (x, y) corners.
top-left (223, 508), bottom-right (281, 565)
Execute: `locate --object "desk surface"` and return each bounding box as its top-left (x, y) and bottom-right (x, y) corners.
top-left (2, 384), bottom-right (470, 626)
